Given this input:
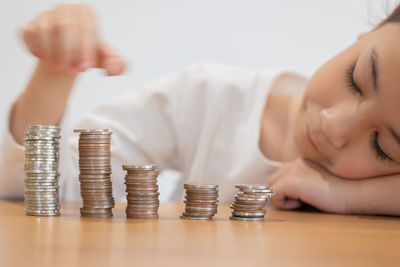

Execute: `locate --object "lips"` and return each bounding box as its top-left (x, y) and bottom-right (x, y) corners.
top-left (306, 125), bottom-right (319, 152)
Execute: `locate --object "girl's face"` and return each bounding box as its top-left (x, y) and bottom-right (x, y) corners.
top-left (294, 23), bottom-right (400, 179)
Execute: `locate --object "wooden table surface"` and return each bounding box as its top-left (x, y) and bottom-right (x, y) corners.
top-left (0, 200), bottom-right (399, 267)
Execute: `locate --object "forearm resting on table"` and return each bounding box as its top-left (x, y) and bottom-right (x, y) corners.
top-left (343, 174), bottom-right (400, 216)
top-left (10, 61), bottom-right (77, 145)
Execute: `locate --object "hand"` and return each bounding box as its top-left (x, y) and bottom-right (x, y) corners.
top-left (21, 3), bottom-right (125, 76)
top-left (268, 158), bottom-right (349, 213)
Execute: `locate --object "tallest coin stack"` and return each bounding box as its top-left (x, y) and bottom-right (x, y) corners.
top-left (24, 125), bottom-right (61, 216)
top-left (74, 129), bottom-right (115, 218)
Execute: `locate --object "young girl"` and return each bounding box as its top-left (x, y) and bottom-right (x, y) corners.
top-left (1, 3), bottom-right (400, 215)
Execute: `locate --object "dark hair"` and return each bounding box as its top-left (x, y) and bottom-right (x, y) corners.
top-left (379, 4), bottom-right (400, 26)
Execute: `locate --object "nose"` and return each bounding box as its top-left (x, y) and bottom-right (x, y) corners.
top-left (320, 103), bottom-right (360, 149)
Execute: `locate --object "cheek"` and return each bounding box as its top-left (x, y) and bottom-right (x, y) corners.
top-left (293, 97), bottom-right (323, 161)
top-left (303, 81), bottom-right (337, 110)
top-left (328, 149), bottom-right (395, 179)
top-left (302, 56), bottom-right (351, 109)
top-left (293, 101), bottom-right (308, 155)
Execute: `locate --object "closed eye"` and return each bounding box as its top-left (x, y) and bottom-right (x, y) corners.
top-left (371, 132), bottom-right (391, 162)
top-left (346, 63), bottom-right (362, 95)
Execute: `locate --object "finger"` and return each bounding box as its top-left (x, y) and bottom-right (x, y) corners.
top-left (36, 12), bottom-right (52, 61)
top-left (279, 199), bottom-right (302, 210)
top-left (97, 42), bottom-right (126, 76)
top-left (52, 7), bottom-right (78, 74)
top-left (76, 5), bottom-right (97, 71)
top-left (50, 10), bottom-right (67, 70)
top-left (270, 188), bottom-right (302, 210)
top-left (22, 20), bottom-right (44, 58)
top-left (268, 165), bottom-right (289, 185)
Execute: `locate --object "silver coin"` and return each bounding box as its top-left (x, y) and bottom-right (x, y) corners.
top-left (126, 214), bottom-right (158, 219)
top-left (126, 207), bottom-right (159, 212)
top-left (235, 184), bottom-right (271, 190)
top-left (24, 140), bottom-right (59, 145)
top-left (79, 136), bottom-right (111, 140)
top-left (25, 184), bottom-right (58, 189)
top-left (24, 194), bottom-right (59, 199)
top-left (26, 212), bottom-right (60, 217)
top-left (25, 196), bottom-right (59, 200)
top-left (184, 183), bottom-right (219, 189)
top-left (127, 202), bottom-right (160, 207)
top-left (235, 195), bottom-right (269, 202)
top-left (126, 210), bottom-right (158, 216)
top-left (25, 208), bottom-right (60, 214)
top-left (122, 164), bottom-right (157, 171)
top-left (234, 198), bottom-right (269, 204)
top-left (242, 188), bottom-right (274, 194)
top-left (25, 180), bottom-right (59, 185)
top-left (25, 200), bottom-right (59, 204)
top-left (78, 157), bottom-right (111, 160)
top-left (79, 137), bottom-right (111, 141)
top-left (80, 207), bottom-right (112, 212)
top-left (82, 199), bottom-right (115, 204)
top-left (27, 125), bottom-right (60, 130)
top-left (232, 211), bottom-right (265, 217)
top-left (229, 216), bottom-right (264, 221)
top-left (79, 141), bottom-right (111, 145)
top-left (82, 204), bottom-right (114, 209)
top-left (25, 136), bottom-right (60, 141)
top-left (231, 203), bottom-right (265, 209)
top-left (180, 214), bottom-right (212, 221)
top-left (25, 160), bottom-right (58, 164)
top-left (74, 128), bottom-right (110, 132)
top-left (25, 176), bottom-right (59, 181)
top-left (79, 175), bottom-right (111, 179)
top-left (26, 204), bottom-right (60, 212)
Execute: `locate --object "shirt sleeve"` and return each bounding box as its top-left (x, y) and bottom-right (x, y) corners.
top-left (0, 110), bottom-right (26, 199)
top-left (0, 65), bottom-right (200, 200)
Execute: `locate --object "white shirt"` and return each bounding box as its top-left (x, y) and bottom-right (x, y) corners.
top-left (0, 63), bottom-right (308, 203)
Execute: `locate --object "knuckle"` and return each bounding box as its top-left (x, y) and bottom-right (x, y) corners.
top-left (38, 24), bottom-right (51, 35)
top-left (78, 2), bottom-right (90, 9)
top-left (53, 22), bottom-right (68, 32)
top-left (53, 21), bottom-right (76, 33)
top-left (78, 23), bottom-right (91, 33)
top-left (23, 25), bottom-right (36, 38)
top-left (56, 3), bottom-right (69, 9)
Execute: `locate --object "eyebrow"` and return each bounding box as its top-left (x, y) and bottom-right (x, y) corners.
top-left (370, 48), bottom-right (378, 92)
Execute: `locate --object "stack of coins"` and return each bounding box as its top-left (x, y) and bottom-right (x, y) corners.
top-left (74, 129), bottom-right (114, 218)
top-left (180, 183), bottom-right (219, 220)
top-left (123, 164), bottom-right (160, 219)
top-left (24, 125), bottom-right (61, 216)
top-left (230, 184), bottom-right (274, 221)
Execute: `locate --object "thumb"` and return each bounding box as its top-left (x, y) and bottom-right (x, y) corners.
top-left (270, 181), bottom-right (302, 210)
top-left (97, 42), bottom-right (126, 76)
top-left (272, 197), bottom-right (302, 210)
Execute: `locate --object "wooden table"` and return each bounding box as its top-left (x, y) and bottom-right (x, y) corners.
top-left (0, 200), bottom-right (399, 267)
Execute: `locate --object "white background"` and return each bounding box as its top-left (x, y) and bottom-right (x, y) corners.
top-left (1, 0), bottom-right (391, 132)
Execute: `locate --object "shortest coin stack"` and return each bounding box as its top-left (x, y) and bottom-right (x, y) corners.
top-left (24, 125), bottom-right (61, 216)
top-left (230, 184), bottom-right (274, 221)
top-left (123, 164), bottom-right (160, 219)
top-left (181, 183), bottom-right (219, 220)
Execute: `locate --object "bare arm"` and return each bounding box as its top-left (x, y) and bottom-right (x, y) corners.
top-left (268, 158), bottom-right (400, 216)
top-left (342, 174), bottom-right (400, 216)
top-left (10, 3), bottom-right (125, 145)
top-left (10, 61), bottom-right (77, 144)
